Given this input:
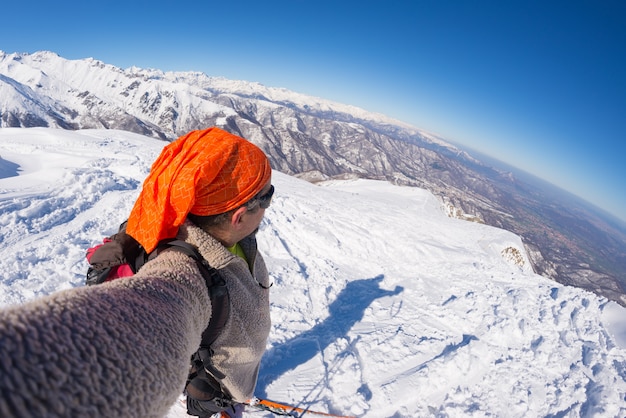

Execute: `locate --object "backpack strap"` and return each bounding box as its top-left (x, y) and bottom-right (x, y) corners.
top-left (87, 227), bottom-right (232, 400)
top-left (87, 231), bottom-right (230, 349)
top-left (152, 239), bottom-right (230, 350)
top-left (155, 240), bottom-right (234, 408)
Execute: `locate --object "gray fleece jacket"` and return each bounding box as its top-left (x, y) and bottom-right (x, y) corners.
top-left (0, 221), bottom-right (271, 417)
top-left (174, 221), bottom-right (272, 402)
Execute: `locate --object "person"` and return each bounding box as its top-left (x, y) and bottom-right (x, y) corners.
top-left (0, 127), bottom-right (274, 418)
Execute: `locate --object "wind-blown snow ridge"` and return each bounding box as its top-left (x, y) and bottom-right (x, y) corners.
top-left (0, 128), bottom-right (625, 417)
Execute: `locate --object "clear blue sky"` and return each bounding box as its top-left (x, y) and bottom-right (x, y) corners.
top-left (2, 1), bottom-right (625, 221)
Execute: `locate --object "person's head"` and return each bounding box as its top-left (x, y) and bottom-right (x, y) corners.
top-left (187, 182), bottom-right (275, 246)
top-left (126, 127), bottom-right (272, 252)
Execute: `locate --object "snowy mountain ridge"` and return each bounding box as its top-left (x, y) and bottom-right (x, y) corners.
top-left (0, 50), bottom-right (418, 138)
top-left (1, 50), bottom-right (625, 307)
top-left (0, 128), bottom-right (625, 417)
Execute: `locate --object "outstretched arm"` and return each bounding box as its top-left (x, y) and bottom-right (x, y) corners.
top-left (0, 252), bottom-right (210, 418)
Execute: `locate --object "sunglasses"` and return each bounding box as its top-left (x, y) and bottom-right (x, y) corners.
top-left (257, 185), bottom-right (275, 209)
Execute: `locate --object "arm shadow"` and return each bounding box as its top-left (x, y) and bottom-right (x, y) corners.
top-left (257, 274), bottom-right (403, 398)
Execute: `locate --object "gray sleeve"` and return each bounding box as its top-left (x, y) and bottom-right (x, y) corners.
top-left (0, 253), bottom-right (211, 418)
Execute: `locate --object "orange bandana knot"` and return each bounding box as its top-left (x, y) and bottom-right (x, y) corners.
top-left (127, 127), bottom-right (272, 252)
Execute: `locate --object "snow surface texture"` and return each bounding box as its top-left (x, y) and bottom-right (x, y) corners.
top-left (1, 127), bottom-right (625, 417)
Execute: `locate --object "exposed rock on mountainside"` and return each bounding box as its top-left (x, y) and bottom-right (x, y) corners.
top-left (1, 50), bottom-right (625, 305)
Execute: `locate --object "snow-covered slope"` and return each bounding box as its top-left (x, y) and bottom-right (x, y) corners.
top-left (1, 127), bottom-right (625, 417)
top-left (3, 50), bottom-right (626, 308)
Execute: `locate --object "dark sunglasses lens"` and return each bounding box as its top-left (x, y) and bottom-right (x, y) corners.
top-left (259, 185), bottom-right (274, 209)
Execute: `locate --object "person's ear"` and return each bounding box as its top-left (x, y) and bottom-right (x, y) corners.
top-left (230, 206), bottom-right (248, 228)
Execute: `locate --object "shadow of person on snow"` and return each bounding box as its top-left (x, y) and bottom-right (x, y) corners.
top-left (256, 274), bottom-right (403, 398)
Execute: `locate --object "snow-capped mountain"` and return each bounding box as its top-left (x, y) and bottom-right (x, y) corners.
top-left (1, 50), bottom-right (625, 306)
top-left (0, 128), bottom-right (624, 417)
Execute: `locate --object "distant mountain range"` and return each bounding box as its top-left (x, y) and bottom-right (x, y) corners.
top-left (1, 50), bottom-right (625, 305)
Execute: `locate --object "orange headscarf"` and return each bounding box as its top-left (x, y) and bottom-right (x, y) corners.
top-left (126, 127), bottom-right (272, 252)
